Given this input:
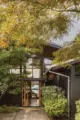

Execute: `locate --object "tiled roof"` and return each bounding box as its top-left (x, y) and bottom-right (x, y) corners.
top-left (48, 43), bottom-right (62, 48)
top-left (45, 58), bottom-right (80, 74)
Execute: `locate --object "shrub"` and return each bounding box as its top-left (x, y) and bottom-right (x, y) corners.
top-left (42, 86), bottom-right (68, 117)
top-left (75, 100), bottom-right (80, 120)
top-left (0, 105), bottom-right (20, 113)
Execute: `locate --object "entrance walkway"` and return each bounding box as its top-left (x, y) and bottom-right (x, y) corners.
top-left (0, 108), bottom-right (50, 120)
top-left (15, 108), bottom-right (50, 120)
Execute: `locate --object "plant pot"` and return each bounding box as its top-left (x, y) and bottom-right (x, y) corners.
top-left (53, 116), bottom-right (67, 120)
top-left (53, 116), bottom-right (60, 120)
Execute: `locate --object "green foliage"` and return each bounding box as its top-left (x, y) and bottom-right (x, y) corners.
top-left (0, 43), bottom-right (43, 100)
top-left (0, 70), bottom-right (22, 98)
top-left (0, 47), bottom-right (31, 99)
top-left (7, 74), bottom-right (22, 95)
top-left (42, 86), bottom-right (68, 117)
top-left (0, 61), bottom-right (11, 99)
top-left (75, 100), bottom-right (80, 120)
top-left (0, 105), bottom-right (20, 113)
top-left (44, 98), bottom-right (67, 117)
top-left (53, 32), bottom-right (80, 66)
top-left (42, 86), bottom-right (65, 102)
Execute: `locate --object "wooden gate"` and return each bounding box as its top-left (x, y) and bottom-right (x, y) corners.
top-left (22, 81), bottom-right (31, 106)
top-left (22, 80), bottom-right (44, 106)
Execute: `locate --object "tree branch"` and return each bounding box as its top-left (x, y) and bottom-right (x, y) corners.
top-left (52, 8), bottom-right (80, 13)
top-left (26, 0), bottom-right (80, 13)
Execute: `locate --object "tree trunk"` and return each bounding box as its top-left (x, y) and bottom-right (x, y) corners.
top-left (20, 59), bottom-right (23, 77)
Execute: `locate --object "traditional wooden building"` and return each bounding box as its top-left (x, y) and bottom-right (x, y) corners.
top-left (1, 42), bottom-right (80, 119)
top-left (46, 59), bottom-right (80, 119)
top-left (0, 43), bottom-right (61, 107)
top-left (21, 43), bottom-right (61, 107)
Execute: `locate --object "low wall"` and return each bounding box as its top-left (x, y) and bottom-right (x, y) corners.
top-left (0, 93), bottom-right (22, 106)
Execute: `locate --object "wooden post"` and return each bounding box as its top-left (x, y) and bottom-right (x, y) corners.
top-left (39, 81), bottom-right (43, 106)
top-left (22, 81), bottom-right (29, 106)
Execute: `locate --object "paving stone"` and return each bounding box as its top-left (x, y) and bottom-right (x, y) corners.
top-left (0, 108), bottom-right (50, 120)
top-left (0, 113), bottom-right (16, 120)
top-left (15, 109), bottom-right (50, 120)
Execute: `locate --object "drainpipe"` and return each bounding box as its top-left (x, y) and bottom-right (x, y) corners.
top-left (49, 70), bottom-right (71, 120)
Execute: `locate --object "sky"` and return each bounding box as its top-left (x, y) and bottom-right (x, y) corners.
top-left (53, 19), bottom-right (80, 46)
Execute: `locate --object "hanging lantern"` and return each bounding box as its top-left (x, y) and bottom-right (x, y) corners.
top-left (49, 73), bottom-right (55, 80)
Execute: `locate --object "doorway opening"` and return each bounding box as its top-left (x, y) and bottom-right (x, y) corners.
top-left (22, 80), bottom-right (44, 107)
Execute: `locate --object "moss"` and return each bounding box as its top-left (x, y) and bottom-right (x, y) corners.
top-left (0, 105), bottom-right (20, 113)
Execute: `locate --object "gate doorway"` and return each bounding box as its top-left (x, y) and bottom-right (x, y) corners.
top-left (22, 80), bottom-right (44, 107)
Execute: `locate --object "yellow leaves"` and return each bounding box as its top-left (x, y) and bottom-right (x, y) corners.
top-left (0, 1), bottom-right (35, 42)
top-left (0, 0), bottom-right (6, 3)
top-left (0, 1), bottom-right (48, 49)
top-left (40, 0), bottom-right (47, 3)
top-left (0, 40), bottom-right (9, 48)
top-left (1, 15), bottom-right (17, 35)
top-left (19, 37), bottom-right (26, 45)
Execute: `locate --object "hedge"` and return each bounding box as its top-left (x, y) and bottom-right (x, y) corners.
top-left (42, 86), bottom-right (68, 118)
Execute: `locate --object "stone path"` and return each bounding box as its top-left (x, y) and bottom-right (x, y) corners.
top-left (0, 108), bottom-right (50, 120)
top-left (0, 112), bottom-right (16, 120)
